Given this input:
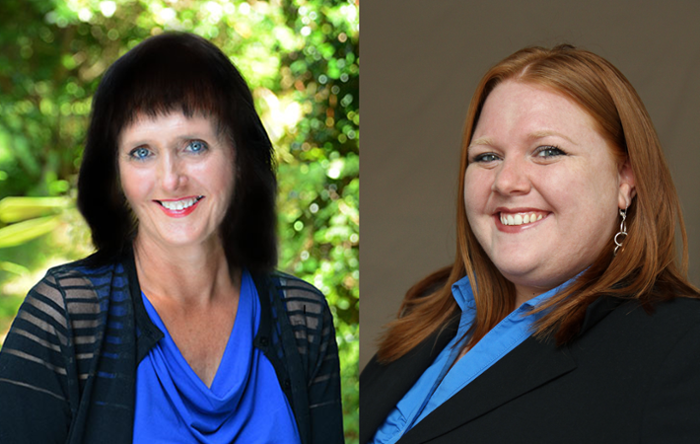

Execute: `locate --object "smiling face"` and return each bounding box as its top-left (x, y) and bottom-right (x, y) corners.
top-left (118, 111), bottom-right (235, 251)
top-left (464, 80), bottom-right (635, 300)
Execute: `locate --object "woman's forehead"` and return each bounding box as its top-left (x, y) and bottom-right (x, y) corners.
top-left (474, 81), bottom-right (599, 139)
top-left (119, 111), bottom-right (221, 145)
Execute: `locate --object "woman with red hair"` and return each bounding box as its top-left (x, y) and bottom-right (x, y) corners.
top-left (361, 44), bottom-right (700, 443)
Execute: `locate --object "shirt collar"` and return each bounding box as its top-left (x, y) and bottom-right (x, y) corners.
top-left (451, 273), bottom-right (578, 313)
top-left (451, 275), bottom-right (477, 312)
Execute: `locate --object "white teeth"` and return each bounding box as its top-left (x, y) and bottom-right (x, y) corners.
top-left (500, 212), bottom-right (545, 226)
top-left (160, 196), bottom-right (201, 211)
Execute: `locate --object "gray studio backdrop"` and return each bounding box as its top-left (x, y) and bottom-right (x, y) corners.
top-left (360, 0), bottom-right (700, 371)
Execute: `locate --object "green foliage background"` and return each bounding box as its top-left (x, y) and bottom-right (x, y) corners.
top-left (0, 0), bottom-right (359, 441)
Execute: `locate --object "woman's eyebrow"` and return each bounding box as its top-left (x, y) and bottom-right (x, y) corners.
top-left (467, 137), bottom-right (495, 155)
top-left (120, 133), bottom-right (214, 147)
top-left (174, 134), bottom-right (212, 142)
top-left (528, 130), bottom-right (577, 145)
top-left (467, 130), bottom-right (578, 154)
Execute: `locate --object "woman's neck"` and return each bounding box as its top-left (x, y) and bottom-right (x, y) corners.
top-left (514, 286), bottom-right (545, 308)
top-left (132, 235), bottom-right (238, 307)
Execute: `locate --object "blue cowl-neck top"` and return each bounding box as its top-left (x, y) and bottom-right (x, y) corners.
top-left (133, 269), bottom-right (301, 443)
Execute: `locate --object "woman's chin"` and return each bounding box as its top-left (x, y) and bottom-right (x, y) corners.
top-left (137, 230), bottom-right (219, 251)
top-left (490, 254), bottom-right (541, 278)
top-left (493, 261), bottom-right (555, 288)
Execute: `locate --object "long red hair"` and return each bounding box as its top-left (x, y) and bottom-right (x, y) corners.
top-left (377, 44), bottom-right (699, 363)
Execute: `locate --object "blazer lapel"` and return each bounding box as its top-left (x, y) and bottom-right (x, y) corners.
top-left (360, 316), bottom-right (459, 444)
top-left (399, 335), bottom-right (576, 444)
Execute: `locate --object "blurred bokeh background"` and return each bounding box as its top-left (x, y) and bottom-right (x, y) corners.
top-left (0, 0), bottom-right (358, 441)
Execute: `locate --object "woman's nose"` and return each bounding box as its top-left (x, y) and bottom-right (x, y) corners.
top-left (491, 157), bottom-right (531, 195)
top-left (160, 157), bottom-right (186, 192)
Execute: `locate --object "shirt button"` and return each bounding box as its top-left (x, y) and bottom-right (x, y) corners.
top-left (260, 337), bottom-right (269, 346)
top-left (284, 379), bottom-right (292, 389)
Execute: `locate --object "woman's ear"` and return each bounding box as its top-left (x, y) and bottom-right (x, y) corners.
top-left (618, 159), bottom-right (636, 209)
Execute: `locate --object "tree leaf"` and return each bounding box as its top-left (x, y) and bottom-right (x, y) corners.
top-left (0, 261), bottom-right (30, 275)
top-left (0, 197), bottom-right (72, 223)
top-left (0, 216), bottom-right (61, 248)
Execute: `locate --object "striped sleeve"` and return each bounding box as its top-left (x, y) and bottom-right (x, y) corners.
top-left (0, 270), bottom-right (76, 443)
top-left (278, 275), bottom-right (345, 444)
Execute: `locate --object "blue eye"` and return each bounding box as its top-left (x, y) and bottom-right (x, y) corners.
top-left (187, 140), bottom-right (208, 153)
top-left (536, 146), bottom-right (566, 158)
top-left (130, 147), bottom-right (152, 159)
top-left (473, 153), bottom-right (500, 163)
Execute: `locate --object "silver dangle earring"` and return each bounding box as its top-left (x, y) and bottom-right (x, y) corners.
top-left (613, 207), bottom-right (628, 256)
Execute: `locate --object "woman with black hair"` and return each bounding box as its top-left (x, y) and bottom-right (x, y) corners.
top-left (0, 32), bottom-right (343, 444)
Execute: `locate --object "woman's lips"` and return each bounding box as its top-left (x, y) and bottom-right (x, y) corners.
top-left (155, 196), bottom-right (204, 218)
top-left (494, 210), bottom-right (549, 232)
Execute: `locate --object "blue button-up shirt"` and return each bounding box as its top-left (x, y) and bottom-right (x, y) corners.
top-left (370, 275), bottom-right (573, 444)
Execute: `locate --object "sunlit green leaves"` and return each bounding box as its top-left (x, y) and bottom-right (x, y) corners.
top-left (0, 216), bottom-right (61, 248)
top-left (0, 196), bottom-right (72, 223)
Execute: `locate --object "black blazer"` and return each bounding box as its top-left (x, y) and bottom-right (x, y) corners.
top-left (361, 296), bottom-right (700, 443)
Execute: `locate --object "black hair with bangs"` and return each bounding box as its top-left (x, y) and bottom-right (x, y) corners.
top-left (78, 32), bottom-right (277, 270)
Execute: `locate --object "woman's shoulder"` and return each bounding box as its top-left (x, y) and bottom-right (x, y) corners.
top-left (625, 293), bottom-right (700, 327)
top-left (641, 295), bottom-right (700, 335)
top-left (27, 253), bottom-right (130, 310)
top-left (269, 271), bottom-right (329, 307)
top-left (261, 271), bottom-right (335, 340)
top-left (43, 250), bottom-right (127, 275)
top-left (585, 293), bottom-right (700, 351)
